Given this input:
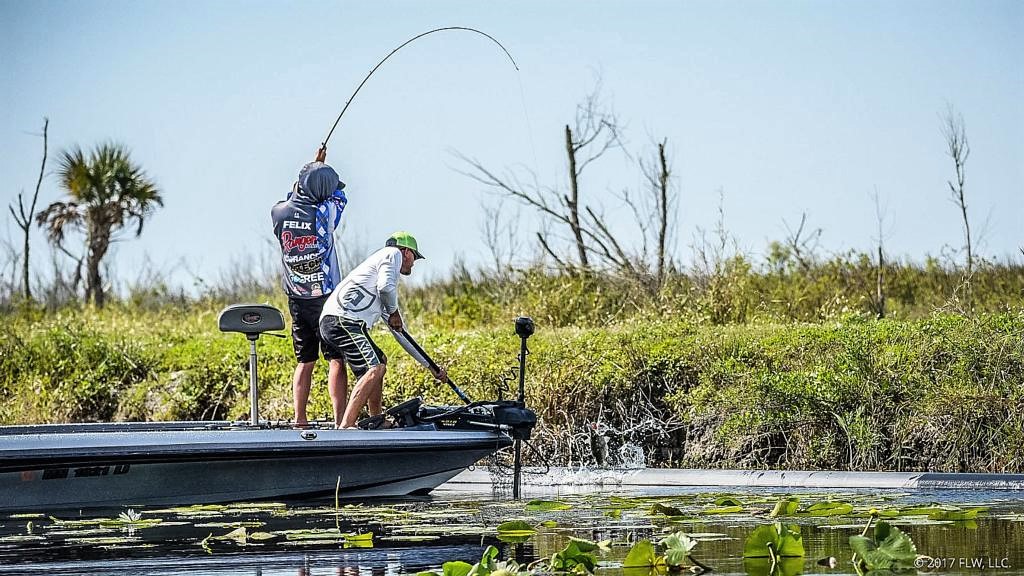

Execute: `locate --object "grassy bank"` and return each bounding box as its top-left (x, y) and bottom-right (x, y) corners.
top-left (2, 300), bottom-right (1021, 473)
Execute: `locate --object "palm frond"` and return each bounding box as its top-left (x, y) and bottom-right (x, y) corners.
top-left (35, 200), bottom-right (84, 246)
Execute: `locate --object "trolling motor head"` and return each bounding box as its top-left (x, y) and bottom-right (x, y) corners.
top-left (515, 316), bottom-right (535, 339)
top-left (513, 316), bottom-right (533, 413)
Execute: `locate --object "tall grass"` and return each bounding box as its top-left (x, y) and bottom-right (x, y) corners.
top-left (1, 251), bottom-right (1021, 472)
top-left (406, 254), bottom-right (1024, 329)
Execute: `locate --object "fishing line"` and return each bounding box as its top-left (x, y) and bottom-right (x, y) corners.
top-left (515, 71), bottom-right (543, 187)
top-left (322, 26), bottom-right (520, 147)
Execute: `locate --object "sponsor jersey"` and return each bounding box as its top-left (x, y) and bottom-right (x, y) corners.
top-left (271, 164), bottom-right (347, 298)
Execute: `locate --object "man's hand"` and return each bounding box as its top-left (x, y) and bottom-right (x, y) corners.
top-left (431, 365), bottom-right (449, 383)
top-left (388, 310), bottom-right (403, 331)
top-left (315, 145), bottom-right (327, 163)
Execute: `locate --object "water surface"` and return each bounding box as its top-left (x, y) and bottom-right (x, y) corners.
top-left (2, 483), bottom-right (1022, 575)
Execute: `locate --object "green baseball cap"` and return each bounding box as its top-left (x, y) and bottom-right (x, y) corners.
top-left (387, 231), bottom-right (425, 260)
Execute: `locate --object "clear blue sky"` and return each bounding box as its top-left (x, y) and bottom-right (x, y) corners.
top-left (2, 0), bottom-right (1021, 291)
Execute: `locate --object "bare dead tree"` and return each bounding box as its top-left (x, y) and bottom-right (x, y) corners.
top-left (942, 106), bottom-right (973, 281)
top-left (871, 187), bottom-right (888, 319)
top-left (582, 204), bottom-right (637, 276)
top-left (781, 212), bottom-right (822, 271)
top-left (691, 188), bottom-right (733, 288)
top-left (455, 83), bottom-right (624, 272)
top-left (633, 138), bottom-right (674, 286)
top-left (8, 118), bottom-right (48, 300)
top-left (479, 198), bottom-right (521, 275)
top-left (564, 85), bottom-right (626, 267)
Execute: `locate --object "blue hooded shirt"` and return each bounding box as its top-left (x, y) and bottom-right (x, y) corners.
top-left (271, 162), bottom-right (348, 298)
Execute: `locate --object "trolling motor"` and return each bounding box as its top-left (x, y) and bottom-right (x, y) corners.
top-left (358, 317), bottom-right (538, 446)
top-left (217, 304), bottom-right (287, 427)
top-left (511, 316), bottom-right (534, 498)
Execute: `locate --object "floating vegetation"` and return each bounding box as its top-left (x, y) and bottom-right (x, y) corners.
top-left (743, 523), bottom-right (805, 559)
top-left (390, 524), bottom-right (489, 537)
top-left (699, 504), bottom-right (744, 515)
top-left (544, 537), bottom-right (603, 573)
top-left (0, 534), bottom-right (45, 543)
top-left (65, 536), bottom-right (141, 546)
top-left (193, 520), bottom-right (267, 528)
top-left (379, 534), bottom-right (441, 542)
top-left (1, 488), bottom-right (1019, 571)
top-left (47, 513), bottom-right (164, 531)
top-left (798, 501), bottom-right (854, 517)
top-left (850, 521), bottom-right (918, 571)
top-left (769, 497), bottom-right (800, 517)
top-left (496, 520), bottom-right (536, 536)
top-left (524, 500), bottom-right (571, 512)
top-left (649, 502), bottom-right (685, 517)
top-left (681, 532), bottom-right (731, 541)
top-left (623, 540), bottom-right (664, 570)
top-left (47, 528), bottom-right (116, 537)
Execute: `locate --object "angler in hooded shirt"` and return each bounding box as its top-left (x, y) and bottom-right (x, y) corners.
top-left (271, 148), bottom-right (349, 428)
top-left (320, 232), bottom-right (448, 429)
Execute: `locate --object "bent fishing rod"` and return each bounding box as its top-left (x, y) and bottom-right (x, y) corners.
top-left (320, 26), bottom-right (519, 149)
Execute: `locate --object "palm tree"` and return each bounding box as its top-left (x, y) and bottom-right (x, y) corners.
top-left (36, 143), bottom-right (163, 307)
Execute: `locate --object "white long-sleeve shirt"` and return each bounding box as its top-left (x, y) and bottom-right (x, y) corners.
top-left (320, 246), bottom-right (429, 367)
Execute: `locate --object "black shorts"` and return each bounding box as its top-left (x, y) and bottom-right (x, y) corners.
top-left (319, 315), bottom-right (387, 378)
top-left (288, 296), bottom-right (343, 363)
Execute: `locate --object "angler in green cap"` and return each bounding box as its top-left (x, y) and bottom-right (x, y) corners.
top-left (319, 231), bottom-right (447, 429)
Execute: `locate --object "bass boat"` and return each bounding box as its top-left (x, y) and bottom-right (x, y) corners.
top-left (0, 305), bottom-right (537, 511)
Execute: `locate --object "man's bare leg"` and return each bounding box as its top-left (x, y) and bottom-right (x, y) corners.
top-left (327, 359), bottom-right (348, 428)
top-left (292, 361), bottom-right (316, 426)
top-left (367, 369), bottom-right (384, 417)
top-left (339, 364), bottom-right (386, 428)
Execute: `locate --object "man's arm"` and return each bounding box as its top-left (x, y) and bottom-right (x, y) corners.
top-left (376, 249), bottom-right (402, 319)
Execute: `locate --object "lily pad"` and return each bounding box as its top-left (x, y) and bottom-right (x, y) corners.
top-left (65, 536), bottom-right (140, 545)
top-left (928, 507), bottom-right (987, 521)
top-left (769, 497), bottom-right (799, 517)
top-left (496, 520), bottom-right (536, 537)
top-left (743, 523), bottom-right (805, 558)
top-left (849, 520), bottom-right (918, 570)
top-left (281, 539), bottom-right (340, 547)
top-left (649, 502), bottom-right (685, 516)
top-left (0, 534), bottom-right (45, 543)
top-left (380, 535), bottom-right (442, 542)
top-left (800, 501), bottom-right (853, 517)
top-left (549, 539), bottom-right (599, 573)
top-left (194, 521), bottom-right (266, 529)
top-left (440, 561), bottom-right (473, 576)
top-left (524, 500), bottom-right (571, 512)
top-left (623, 539), bottom-right (664, 569)
top-left (700, 504), bottom-right (744, 515)
top-left (569, 536), bottom-right (611, 553)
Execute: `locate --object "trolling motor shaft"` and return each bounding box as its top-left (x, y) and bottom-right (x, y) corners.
top-left (513, 316), bottom-right (534, 499)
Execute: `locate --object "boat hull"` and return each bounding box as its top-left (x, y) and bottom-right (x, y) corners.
top-left (0, 423), bottom-right (509, 511)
